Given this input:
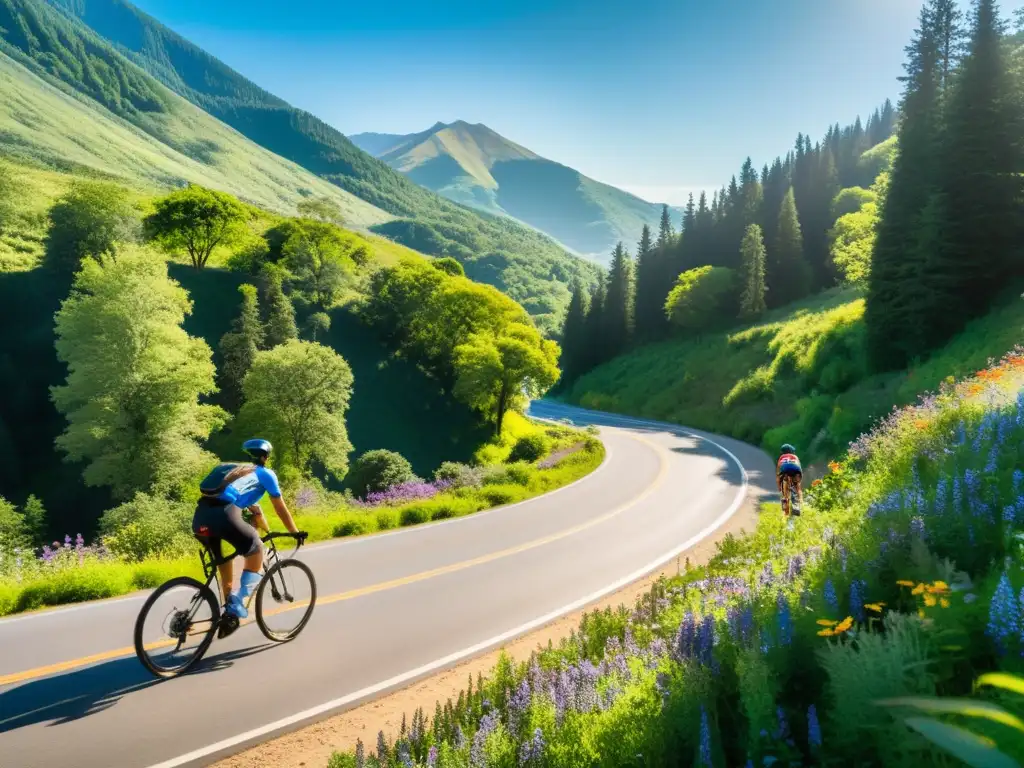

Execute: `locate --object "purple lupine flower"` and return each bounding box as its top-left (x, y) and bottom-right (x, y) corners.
top-left (699, 706), bottom-right (713, 767)
top-left (376, 731), bottom-right (389, 761)
top-left (1003, 506), bottom-right (1016, 525)
top-left (759, 562), bottom-right (775, 590)
top-left (528, 656), bottom-right (544, 695)
top-left (519, 728), bottom-right (546, 767)
top-left (850, 580), bottom-right (866, 623)
top-left (573, 659), bottom-right (600, 712)
top-left (646, 637), bottom-right (668, 668)
top-left (293, 485), bottom-right (317, 509)
top-left (508, 679), bottom-right (530, 734)
top-left (808, 705), bottom-right (822, 748)
top-left (934, 477), bottom-right (948, 513)
top-left (1014, 470), bottom-right (1024, 498)
top-left (675, 612), bottom-right (696, 661)
top-left (697, 615), bottom-right (715, 667)
top-left (553, 668), bottom-right (571, 722)
top-left (63, 534), bottom-right (72, 550)
top-left (824, 579), bottom-right (839, 614)
top-left (354, 739), bottom-right (365, 768)
top-left (471, 710), bottom-right (500, 767)
top-left (985, 445), bottom-right (999, 474)
top-left (777, 593), bottom-right (792, 646)
top-left (986, 573), bottom-right (1020, 655)
top-left (396, 741), bottom-right (413, 768)
top-left (909, 516), bottom-right (926, 540)
top-left (623, 627), bottom-right (639, 657)
top-left (75, 533), bottom-right (84, 551)
top-left (655, 671), bottom-right (671, 703)
top-left (40, 545), bottom-right (54, 563)
top-left (427, 745), bottom-right (438, 767)
top-left (953, 476), bottom-right (963, 513)
top-left (786, 554), bottom-right (805, 582)
top-left (454, 724), bottom-right (466, 750)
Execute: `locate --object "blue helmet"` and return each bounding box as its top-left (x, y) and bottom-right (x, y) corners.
top-left (243, 438), bottom-right (273, 460)
top-left (780, 443), bottom-right (796, 455)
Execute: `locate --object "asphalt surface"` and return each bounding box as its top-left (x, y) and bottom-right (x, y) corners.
top-left (0, 401), bottom-right (774, 768)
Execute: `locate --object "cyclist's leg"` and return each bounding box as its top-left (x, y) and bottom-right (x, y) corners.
top-left (220, 505), bottom-right (263, 617)
top-left (794, 472), bottom-right (804, 510)
top-left (193, 502), bottom-right (231, 603)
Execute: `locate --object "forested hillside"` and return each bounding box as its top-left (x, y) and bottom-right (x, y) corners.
top-left (34, 0), bottom-right (600, 331)
top-left (562, 0), bottom-right (1024, 468)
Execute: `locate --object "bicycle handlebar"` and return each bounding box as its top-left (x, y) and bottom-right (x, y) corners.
top-left (261, 531), bottom-right (309, 545)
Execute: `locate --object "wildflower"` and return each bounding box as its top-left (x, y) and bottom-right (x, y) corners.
top-left (828, 461), bottom-right (842, 474)
top-left (376, 731), bottom-right (389, 761)
top-left (850, 580), bottom-right (866, 622)
top-left (355, 739), bottom-right (365, 768)
top-left (427, 745), bottom-right (438, 768)
top-left (507, 679), bottom-right (530, 734)
top-left (471, 710), bottom-right (500, 767)
top-left (807, 705), bottom-right (822, 748)
top-left (986, 573), bottom-right (1020, 655)
top-left (699, 706), bottom-right (713, 767)
top-left (396, 741), bottom-right (413, 768)
top-left (775, 706), bottom-right (790, 740)
top-left (909, 516), bottom-right (926, 540)
top-left (812, 479), bottom-right (822, 488)
top-left (912, 582), bottom-right (926, 596)
top-left (1014, 470), bottom-right (1024, 498)
top-left (519, 728), bottom-right (545, 767)
top-left (824, 579), bottom-right (839, 614)
top-left (865, 602), bottom-right (886, 614)
top-left (816, 619), bottom-right (838, 627)
top-left (777, 593), bottom-right (792, 646)
top-left (454, 725), bottom-right (466, 750)
top-left (785, 554), bottom-right (805, 583)
top-left (896, 580), bottom-right (916, 587)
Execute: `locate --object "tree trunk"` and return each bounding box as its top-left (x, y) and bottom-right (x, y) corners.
top-left (495, 381), bottom-right (510, 436)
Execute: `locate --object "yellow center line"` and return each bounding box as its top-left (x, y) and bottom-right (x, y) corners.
top-left (1, 433), bottom-right (668, 688)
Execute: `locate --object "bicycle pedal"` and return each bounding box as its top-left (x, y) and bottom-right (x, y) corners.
top-left (218, 615), bottom-right (240, 639)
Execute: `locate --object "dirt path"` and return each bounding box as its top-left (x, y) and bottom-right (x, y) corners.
top-left (213, 486), bottom-right (769, 768)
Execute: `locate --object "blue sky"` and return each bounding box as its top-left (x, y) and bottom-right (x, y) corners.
top-left (132, 0), bottom-right (1022, 206)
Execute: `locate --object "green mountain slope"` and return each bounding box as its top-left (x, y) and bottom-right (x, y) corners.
top-left (351, 121), bottom-right (682, 262)
top-left (36, 0), bottom-right (600, 330)
top-left (0, 46), bottom-right (391, 227)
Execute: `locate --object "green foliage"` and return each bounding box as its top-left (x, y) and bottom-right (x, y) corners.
top-left (507, 433), bottom-right (549, 463)
top-left (44, 180), bottom-right (140, 275)
top-left (664, 265), bottom-right (736, 333)
top-left (237, 339), bottom-right (353, 480)
top-left (738, 224), bottom-right (767, 318)
top-left (98, 492), bottom-right (195, 562)
top-left (282, 219), bottom-right (354, 309)
top-left (296, 196), bottom-right (344, 226)
top-left (305, 311), bottom-right (331, 342)
top-left (603, 242), bottom-right (634, 358)
top-left (0, 161), bottom-right (15, 233)
top-left (769, 188), bottom-right (811, 306)
top-left (260, 266), bottom-right (299, 348)
top-left (432, 257), bottom-right (465, 277)
top-left (20, 495), bottom-right (46, 545)
top-left (218, 284), bottom-right (263, 409)
top-left (453, 324), bottom-right (560, 435)
top-left (0, 495), bottom-right (27, 549)
top-left (346, 449), bottom-right (417, 498)
top-left (145, 185), bottom-right (248, 269)
top-left (433, 462), bottom-right (481, 488)
top-left (558, 281), bottom-right (590, 386)
top-left (832, 186), bottom-right (877, 219)
top-left (51, 247), bottom-right (226, 500)
top-left (829, 201), bottom-right (878, 286)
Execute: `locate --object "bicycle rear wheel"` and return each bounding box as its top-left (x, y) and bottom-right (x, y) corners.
top-left (255, 560), bottom-right (316, 642)
top-left (134, 576), bottom-right (220, 678)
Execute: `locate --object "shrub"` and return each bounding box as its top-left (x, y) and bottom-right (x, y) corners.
top-left (430, 505), bottom-right (456, 521)
top-left (333, 517), bottom-right (371, 537)
top-left (99, 493), bottom-right (195, 562)
top-left (481, 486), bottom-right (522, 507)
top-left (508, 434), bottom-right (549, 463)
top-left (400, 505), bottom-right (430, 526)
top-left (504, 462), bottom-right (533, 486)
top-left (433, 461), bottom-right (483, 488)
top-left (375, 510), bottom-right (398, 530)
top-left (346, 449), bottom-right (417, 498)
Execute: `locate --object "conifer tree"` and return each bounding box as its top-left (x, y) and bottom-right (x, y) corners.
top-left (656, 205), bottom-right (674, 249)
top-left (558, 281), bottom-right (589, 385)
top-left (219, 283), bottom-right (264, 410)
top-left (262, 268), bottom-right (298, 349)
top-left (769, 188), bottom-right (810, 307)
top-left (582, 280), bottom-right (607, 373)
top-left (633, 224), bottom-right (666, 342)
top-left (739, 224), bottom-right (768, 318)
top-left (603, 242), bottom-right (633, 357)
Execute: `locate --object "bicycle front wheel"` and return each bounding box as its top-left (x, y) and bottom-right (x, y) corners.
top-left (134, 576), bottom-right (220, 678)
top-left (255, 560), bottom-right (316, 642)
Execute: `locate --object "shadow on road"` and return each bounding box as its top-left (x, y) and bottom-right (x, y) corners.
top-left (0, 643), bottom-right (275, 733)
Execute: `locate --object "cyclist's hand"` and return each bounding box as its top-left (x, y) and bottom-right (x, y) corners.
top-left (296, 531), bottom-right (309, 545)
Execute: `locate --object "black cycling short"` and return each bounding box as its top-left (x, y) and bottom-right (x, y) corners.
top-left (192, 499), bottom-right (261, 558)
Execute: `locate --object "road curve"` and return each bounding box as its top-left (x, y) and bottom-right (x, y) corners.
top-left (0, 402), bottom-right (774, 768)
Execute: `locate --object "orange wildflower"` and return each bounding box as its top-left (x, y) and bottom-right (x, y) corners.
top-left (812, 479), bottom-right (823, 488)
top-left (834, 616), bottom-right (854, 633)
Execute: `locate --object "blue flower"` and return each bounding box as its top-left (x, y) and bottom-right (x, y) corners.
top-left (987, 573), bottom-right (1020, 655)
top-left (427, 745), bottom-right (438, 768)
top-left (910, 516), bottom-right (926, 540)
top-left (519, 728), bottom-right (545, 767)
top-left (807, 704), bottom-right (822, 748)
top-left (777, 593), bottom-right (792, 646)
top-left (850, 580), bottom-right (866, 622)
top-left (699, 706), bottom-right (713, 767)
top-left (1014, 470), bottom-right (1024, 498)
top-left (824, 579), bottom-right (839, 614)
top-left (953, 476), bottom-right (963, 513)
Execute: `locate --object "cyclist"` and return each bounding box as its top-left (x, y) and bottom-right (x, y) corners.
top-left (192, 438), bottom-right (302, 621)
top-left (777, 443), bottom-right (803, 517)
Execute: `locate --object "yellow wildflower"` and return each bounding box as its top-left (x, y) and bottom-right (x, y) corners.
top-left (817, 628), bottom-right (835, 637)
top-left (828, 461), bottom-right (842, 474)
top-left (940, 598), bottom-right (950, 609)
top-left (834, 616), bottom-right (854, 634)
top-left (816, 619), bottom-right (838, 627)
top-left (923, 594), bottom-right (937, 608)
top-left (896, 580), bottom-right (915, 587)
top-left (930, 581), bottom-right (949, 593)
top-left (912, 583), bottom-right (926, 596)
top-left (865, 603), bottom-right (885, 613)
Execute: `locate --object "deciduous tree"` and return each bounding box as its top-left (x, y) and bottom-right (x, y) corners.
top-left (44, 180), bottom-right (140, 275)
top-left (145, 185), bottom-right (248, 269)
top-left (218, 284), bottom-right (264, 410)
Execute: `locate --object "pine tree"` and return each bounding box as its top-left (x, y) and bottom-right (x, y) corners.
top-left (633, 224), bottom-right (666, 342)
top-left (219, 283), bottom-right (264, 410)
top-left (582, 280), bottom-right (607, 373)
top-left (930, 0), bottom-right (1021, 346)
top-left (558, 281), bottom-right (589, 385)
top-left (262, 268), bottom-right (298, 349)
top-left (603, 242), bottom-right (633, 357)
top-left (932, 0), bottom-right (966, 91)
top-left (656, 205), bottom-right (674, 249)
top-left (769, 188), bottom-right (810, 307)
top-left (739, 224), bottom-right (768, 318)
top-left (866, 1), bottom-right (946, 370)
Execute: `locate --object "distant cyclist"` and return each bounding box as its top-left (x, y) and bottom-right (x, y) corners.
top-left (192, 439), bottom-right (303, 622)
top-left (777, 443), bottom-right (803, 517)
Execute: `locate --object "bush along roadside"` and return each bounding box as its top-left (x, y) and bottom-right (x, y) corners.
top-left (327, 349), bottom-right (1024, 768)
top-left (0, 427), bottom-right (604, 617)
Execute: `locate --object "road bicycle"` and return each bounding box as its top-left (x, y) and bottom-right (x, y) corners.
top-left (781, 474), bottom-right (802, 519)
top-left (133, 531), bottom-right (316, 678)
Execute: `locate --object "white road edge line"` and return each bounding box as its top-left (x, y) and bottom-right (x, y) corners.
top-left (0, 413), bottom-right (613, 626)
top-left (144, 419), bottom-right (750, 768)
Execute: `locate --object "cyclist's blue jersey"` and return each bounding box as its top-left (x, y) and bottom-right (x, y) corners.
top-left (218, 465), bottom-right (282, 508)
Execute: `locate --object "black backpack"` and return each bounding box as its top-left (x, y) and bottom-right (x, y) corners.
top-left (199, 462), bottom-right (256, 498)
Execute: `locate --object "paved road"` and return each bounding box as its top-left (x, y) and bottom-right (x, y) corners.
top-left (0, 402), bottom-right (774, 768)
